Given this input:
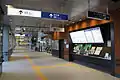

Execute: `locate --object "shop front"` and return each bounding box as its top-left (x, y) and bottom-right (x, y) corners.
top-left (69, 22), bottom-right (114, 74)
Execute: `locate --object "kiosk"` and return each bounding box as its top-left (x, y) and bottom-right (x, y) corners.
top-left (69, 22), bottom-right (115, 74)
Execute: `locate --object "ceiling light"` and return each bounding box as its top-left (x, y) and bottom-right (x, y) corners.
top-left (79, 19), bottom-right (82, 21)
top-left (6, 5), bottom-right (14, 8)
top-left (23, 28), bottom-right (26, 30)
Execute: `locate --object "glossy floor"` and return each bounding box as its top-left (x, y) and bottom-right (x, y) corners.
top-left (0, 46), bottom-right (119, 80)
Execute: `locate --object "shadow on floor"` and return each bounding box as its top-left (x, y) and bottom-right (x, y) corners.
top-left (74, 60), bottom-right (112, 74)
top-left (0, 72), bottom-right (36, 80)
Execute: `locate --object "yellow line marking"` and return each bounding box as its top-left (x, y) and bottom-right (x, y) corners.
top-left (9, 57), bottom-right (13, 61)
top-left (24, 55), bottom-right (33, 65)
top-left (34, 67), bottom-right (48, 80)
top-left (25, 54), bottom-right (86, 80)
top-left (25, 55), bottom-right (48, 80)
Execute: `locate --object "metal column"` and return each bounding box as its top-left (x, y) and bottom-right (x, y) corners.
top-left (3, 26), bottom-right (9, 61)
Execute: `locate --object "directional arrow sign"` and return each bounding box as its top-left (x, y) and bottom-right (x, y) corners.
top-left (41, 12), bottom-right (68, 20)
top-left (49, 14), bottom-right (53, 18)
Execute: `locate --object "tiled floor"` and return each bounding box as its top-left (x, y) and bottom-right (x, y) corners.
top-left (0, 46), bottom-right (119, 80)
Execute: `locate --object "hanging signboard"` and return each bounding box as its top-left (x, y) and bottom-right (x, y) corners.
top-left (87, 11), bottom-right (110, 20)
top-left (50, 27), bottom-right (65, 32)
top-left (7, 7), bottom-right (41, 18)
top-left (41, 12), bottom-right (68, 20)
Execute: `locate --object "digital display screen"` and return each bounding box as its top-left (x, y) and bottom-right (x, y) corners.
top-left (88, 11), bottom-right (110, 20)
top-left (70, 27), bottom-right (104, 43)
top-left (91, 27), bottom-right (104, 43)
top-left (70, 31), bottom-right (87, 43)
top-left (84, 29), bottom-right (94, 43)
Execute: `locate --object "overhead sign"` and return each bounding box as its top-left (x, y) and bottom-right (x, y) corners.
top-left (50, 27), bottom-right (65, 32)
top-left (7, 7), bottom-right (41, 18)
top-left (41, 12), bottom-right (68, 20)
top-left (87, 11), bottom-right (110, 20)
top-left (25, 34), bottom-right (32, 37)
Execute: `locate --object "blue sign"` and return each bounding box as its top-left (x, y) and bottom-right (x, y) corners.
top-left (25, 34), bottom-right (32, 37)
top-left (41, 12), bottom-right (68, 20)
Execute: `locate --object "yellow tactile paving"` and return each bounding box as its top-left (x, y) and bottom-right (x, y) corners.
top-left (24, 55), bottom-right (74, 80)
top-left (34, 67), bottom-right (48, 80)
top-left (25, 55), bottom-right (48, 80)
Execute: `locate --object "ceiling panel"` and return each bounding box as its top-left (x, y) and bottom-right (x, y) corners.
top-left (6, 0), bottom-right (69, 13)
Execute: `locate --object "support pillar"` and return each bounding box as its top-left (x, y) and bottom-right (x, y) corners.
top-left (3, 26), bottom-right (9, 61)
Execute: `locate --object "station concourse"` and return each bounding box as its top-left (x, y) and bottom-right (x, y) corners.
top-left (0, 0), bottom-right (120, 80)
top-left (0, 46), bottom-right (119, 80)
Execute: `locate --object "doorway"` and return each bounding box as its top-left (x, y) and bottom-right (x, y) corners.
top-left (59, 39), bottom-right (64, 59)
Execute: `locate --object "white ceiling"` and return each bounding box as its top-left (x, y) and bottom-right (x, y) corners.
top-left (6, 0), bottom-right (71, 13)
top-left (5, 0), bottom-right (114, 32)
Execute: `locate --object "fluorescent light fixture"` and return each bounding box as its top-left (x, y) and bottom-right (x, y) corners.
top-left (7, 7), bottom-right (41, 18)
top-left (21, 34), bottom-right (25, 37)
top-left (59, 28), bottom-right (65, 32)
top-left (6, 5), bottom-right (14, 8)
top-left (15, 34), bottom-right (25, 37)
top-left (23, 28), bottom-right (26, 30)
top-left (79, 19), bottom-right (82, 21)
top-left (0, 33), bottom-right (2, 36)
top-left (15, 34), bottom-right (20, 36)
top-left (15, 27), bottom-right (21, 31)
